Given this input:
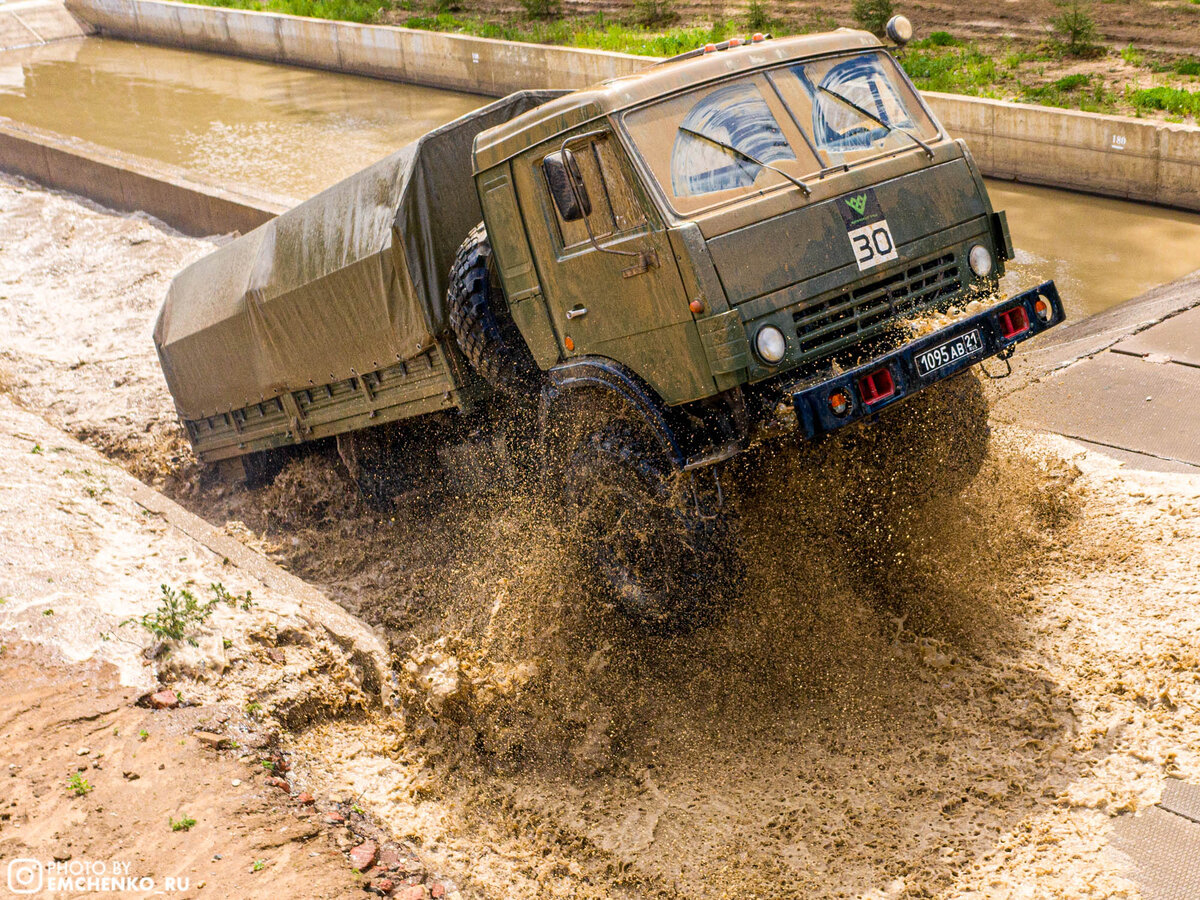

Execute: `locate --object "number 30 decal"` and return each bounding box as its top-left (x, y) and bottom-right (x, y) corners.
top-left (846, 219), bottom-right (899, 271)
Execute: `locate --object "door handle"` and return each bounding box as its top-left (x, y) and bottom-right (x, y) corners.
top-left (566, 306), bottom-right (588, 320)
top-left (622, 249), bottom-right (659, 279)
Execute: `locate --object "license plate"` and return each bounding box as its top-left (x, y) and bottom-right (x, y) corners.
top-left (915, 329), bottom-right (983, 378)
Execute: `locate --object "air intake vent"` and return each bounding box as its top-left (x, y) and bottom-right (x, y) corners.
top-left (792, 253), bottom-right (961, 359)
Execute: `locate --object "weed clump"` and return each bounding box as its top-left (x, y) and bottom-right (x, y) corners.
top-left (122, 582), bottom-right (254, 644)
top-left (746, 0), bottom-right (771, 33)
top-left (632, 0), bottom-right (677, 28)
top-left (1131, 85), bottom-right (1200, 118)
top-left (519, 0), bottom-right (559, 20)
top-left (1049, 0), bottom-right (1100, 57)
top-left (851, 0), bottom-right (893, 37)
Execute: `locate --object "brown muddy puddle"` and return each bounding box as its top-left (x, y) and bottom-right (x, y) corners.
top-left (0, 36), bottom-right (484, 200)
top-left (990, 178), bottom-right (1200, 319)
top-left (1, 37), bottom-right (1199, 316)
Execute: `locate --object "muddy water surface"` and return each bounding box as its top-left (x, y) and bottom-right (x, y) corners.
top-left (991, 178), bottom-right (1200, 319)
top-left (0, 36), bottom-right (484, 200)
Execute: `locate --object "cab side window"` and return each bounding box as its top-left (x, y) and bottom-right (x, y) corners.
top-left (546, 135), bottom-right (647, 251)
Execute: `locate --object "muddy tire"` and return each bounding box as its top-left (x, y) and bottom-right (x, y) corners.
top-left (850, 369), bottom-right (990, 515)
top-left (561, 418), bottom-right (742, 634)
top-left (447, 223), bottom-right (539, 396)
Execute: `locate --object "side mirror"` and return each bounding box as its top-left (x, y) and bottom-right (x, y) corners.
top-left (885, 15), bottom-right (914, 45)
top-left (543, 149), bottom-right (592, 222)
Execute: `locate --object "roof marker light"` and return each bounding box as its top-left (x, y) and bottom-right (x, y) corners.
top-left (752, 33), bottom-right (765, 42)
top-left (704, 43), bottom-right (717, 53)
top-left (728, 37), bottom-right (742, 47)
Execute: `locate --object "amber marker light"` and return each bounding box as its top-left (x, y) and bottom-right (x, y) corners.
top-left (565, 336), bottom-right (575, 351)
top-left (1034, 296), bottom-right (1053, 322)
top-left (689, 299), bottom-right (705, 314)
top-left (829, 389), bottom-right (851, 416)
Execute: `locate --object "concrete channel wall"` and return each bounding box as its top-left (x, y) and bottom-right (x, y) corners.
top-left (0, 116), bottom-right (287, 235)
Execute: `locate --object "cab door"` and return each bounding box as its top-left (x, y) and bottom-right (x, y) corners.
top-left (514, 130), bottom-right (713, 405)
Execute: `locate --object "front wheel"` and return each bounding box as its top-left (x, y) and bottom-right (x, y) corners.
top-left (559, 418), bottom-right (742, 634)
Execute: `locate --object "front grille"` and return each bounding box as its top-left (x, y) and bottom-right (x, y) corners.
top-left (792, 253), bottom-right (962, 359)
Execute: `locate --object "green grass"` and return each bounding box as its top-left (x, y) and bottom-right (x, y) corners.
top-left (1130, 85), bottom-right (1200, 116)
top-left (399, 11), bottom-right (733, 56)
top-left (899, 43), bottom-right (1000, 95)
top-left (170, 815), bottom-right (197, 831)
top-left (67, 773), bottom-right (93, 797)
top-left (203, 0), bottom-right (387, 24)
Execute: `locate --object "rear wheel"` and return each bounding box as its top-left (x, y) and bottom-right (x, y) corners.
top-left (559, 415), bottom-right (742, 634)
top-left (447, 223), bottom-right (539, 396)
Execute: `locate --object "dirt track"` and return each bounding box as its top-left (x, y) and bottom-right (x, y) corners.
top-left (3, 175), bottom-right (1200, 898)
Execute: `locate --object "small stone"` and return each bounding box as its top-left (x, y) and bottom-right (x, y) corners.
top-left (76, 748), bottom-right (90, 756)
top-left (296, 792), bottom-right (315, 805)
top-left (194, 731), bottom-right (231, 749)
top-left (371, 878), bottom-right (395, 896)
top-left (231, 779), bottom-right (241, 787)
top-left (266, 648), bottom-right (286, 664)
top-left (325, 812), bottom-right (345, 825)
top-left (265, 776), bottom-right (291, 792)
top-left (394, 886), bottom-right (425, 900)
top-left (349, 840), bottom-right (378, 871)
top-left (429, 883), bottom-right (446, 899)
top-left (122, 771), bottom-right (139, 781)
top-left (149, 690), bottom-right (178, 710)
top-left (377, 849), bottom-right (402, 870)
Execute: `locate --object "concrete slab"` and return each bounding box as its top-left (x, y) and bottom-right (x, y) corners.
top-left (1111, 805), bottom-right (1200, 900)
top-left (997, 351), bottom-right (1200, 467)
top-left (0, 9), bottom-right (39, 48)
top-left (1161, 779), bottom-right (1200, 825)
top-left (1069, 439), bottom-right (1200, 475)
top-left (1113, 303), bottom-right (1200, 367)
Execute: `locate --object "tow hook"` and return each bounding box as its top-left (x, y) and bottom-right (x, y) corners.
top-left (688, 467), bottom-right (726, 521)
top-left (980, 344), bottom-right (1015, 380)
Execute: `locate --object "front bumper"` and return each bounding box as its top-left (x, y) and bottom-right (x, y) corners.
top-left (790, 280), bottom-right (1064, 440)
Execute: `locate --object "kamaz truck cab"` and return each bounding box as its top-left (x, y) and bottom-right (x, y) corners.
top-left (451, 26), bottom-right (1062, 627)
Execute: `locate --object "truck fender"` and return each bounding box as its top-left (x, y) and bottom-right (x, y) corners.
top-left (540, 356), bottom-right (686, 470)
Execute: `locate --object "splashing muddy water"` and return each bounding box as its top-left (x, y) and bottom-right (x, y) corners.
top-left (3, 174), bottom-right (1200, 898)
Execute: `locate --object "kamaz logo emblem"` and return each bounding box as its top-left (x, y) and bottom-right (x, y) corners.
top-left (845, 194), bottom-right (868, 215)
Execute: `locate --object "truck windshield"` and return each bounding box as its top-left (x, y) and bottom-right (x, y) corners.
top-left (622, 51), bottom-right (937, 214)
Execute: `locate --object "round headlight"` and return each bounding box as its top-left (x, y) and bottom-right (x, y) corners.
top-left (755, 325), bottom-right (787, 365)
top-left (969, 244), bottom-right (994, 277)
top-left (885, 15), bottom-right (914, 45)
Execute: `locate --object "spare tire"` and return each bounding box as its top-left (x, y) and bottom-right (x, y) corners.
top-left (447, 223), bottom-right (540, 396)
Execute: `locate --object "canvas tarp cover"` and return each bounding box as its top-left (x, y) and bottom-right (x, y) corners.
top-left (154, 90), bottom-right (565, 421)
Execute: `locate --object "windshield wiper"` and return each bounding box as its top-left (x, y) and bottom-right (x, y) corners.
top-left (816, 85), bottom-right (934, 159)
top-left (678, 125), bottom-right (810, 196)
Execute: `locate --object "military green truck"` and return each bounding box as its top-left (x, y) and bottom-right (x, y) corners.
top-left (155, 21), bottom-right (1064, 630)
